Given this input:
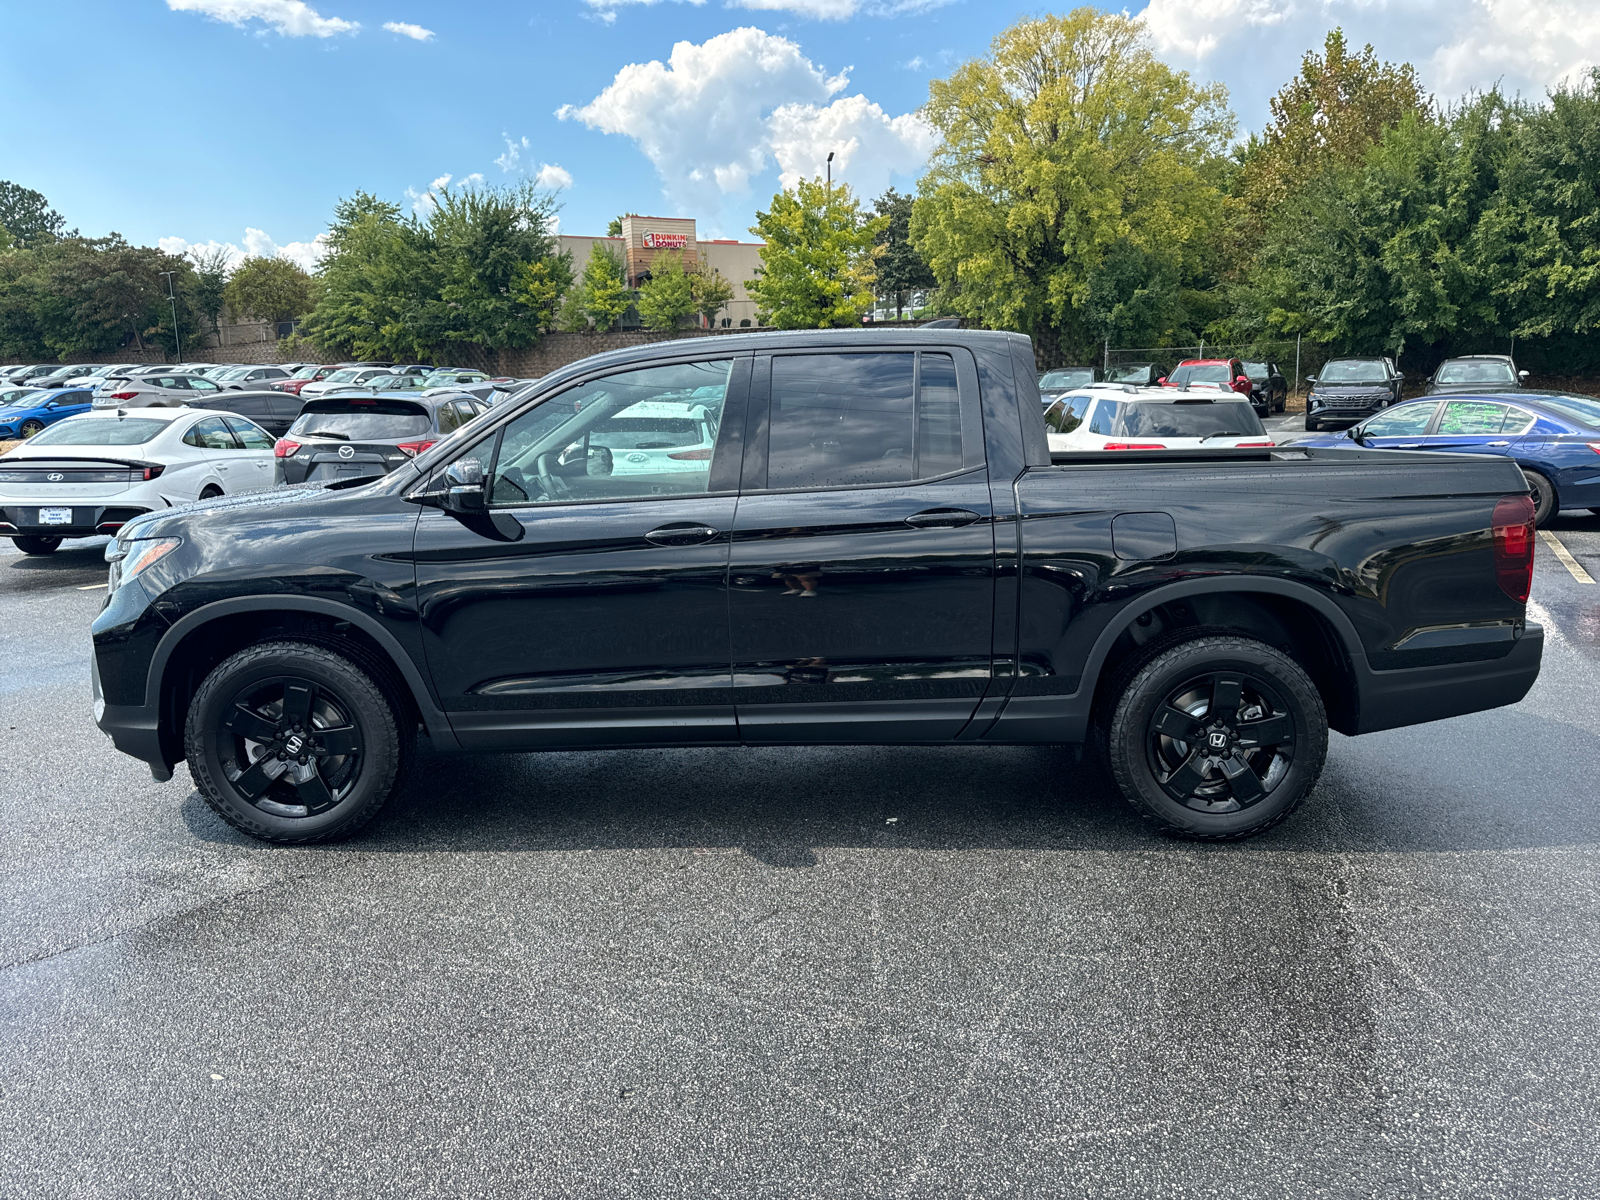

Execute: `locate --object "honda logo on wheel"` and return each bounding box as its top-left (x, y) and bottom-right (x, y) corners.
top-left (338, 445), bottom-right (355, 459)
top-left (1208, 731), bottom-right (1229, 750)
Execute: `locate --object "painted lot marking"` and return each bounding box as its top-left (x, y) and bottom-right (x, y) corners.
top-left (76, 582), bottom-right (106, 590)
top-left (1539, 529), bottom-right (1596, 584)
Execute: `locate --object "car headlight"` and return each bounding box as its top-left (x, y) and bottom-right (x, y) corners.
top-left (105, 535), bottom-right (181, 593)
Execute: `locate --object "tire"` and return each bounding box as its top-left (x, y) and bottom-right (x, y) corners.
top-left (12, 535), bottom-right (62, 555)
top-left (1103, 633), bottom-right (1328, 840)
top-left (1522, 468), bottom-right (1556, 527)
top-left (185, 640), bottom-right (411, 844)
top-left (1274, 391), bottom-right (1286, 414)
top-left (19, 419), bottom-right (44, 437)
top-left (199, 485), bottom-right (224, 500)
top-left (1304, 416), bottom-right (1320, 432)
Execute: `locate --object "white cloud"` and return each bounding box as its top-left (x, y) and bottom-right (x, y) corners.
top-left (560, 27), bottom-right (929, 213)
top-left (382, 20), bottom-right (434, 40)
top-left (495, 134), bottom-right (530, 173)
top-left (768, 95), bottom-right (936, 193)
top-left (534, 163), bottom-right (575, 190)
top-left (159, 230), bottom-right (329, 273)
top-left (166, 0), bottom-right (357, 36)
top-left (1142, 0), bottom-right (1600, 125)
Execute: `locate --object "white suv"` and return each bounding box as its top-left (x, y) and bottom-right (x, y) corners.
top-left (1044, 385), bottom-right (1276, 452)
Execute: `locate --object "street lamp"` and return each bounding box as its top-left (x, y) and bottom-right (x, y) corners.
top-left (158, 270), bottom-right (182, 363)
top-left (825, 150), bottom-right (834, 198)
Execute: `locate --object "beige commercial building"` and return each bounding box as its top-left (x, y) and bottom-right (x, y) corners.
top-left (558, 215), bottom-right (765, 329)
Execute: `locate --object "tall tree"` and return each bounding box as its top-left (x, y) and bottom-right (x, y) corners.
top-left (188, 245), bottom-right (231, 333)
top-left (748, 178), bottom-right (883, 329)
top-left (0, 182), bottom-right (71, 248)
top-left (636, 250), bottom-right (696, 331)
top-left (910, 9), bottom-right (1234, 365)
top-left (606, 216), bottom-right (625, 237)
top-left (871, 187), bottom-right (935, 318)
top-left (225, 256), bottom-right (315, 324)
top-left (563, 240), bottom-right (633, 331)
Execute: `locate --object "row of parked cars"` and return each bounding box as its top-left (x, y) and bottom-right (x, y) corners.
top-left (1041, 359), bottom-right (1291, 418)
top-left (0, 360), bottom-right (542, 554)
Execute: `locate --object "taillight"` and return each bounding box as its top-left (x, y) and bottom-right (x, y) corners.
top-left (395, 439), bottom-right (436, 457)
top-left (1492, 494), bottom-right (1536, 603)
top-left (141, 465), bottom-right (164, 481)
top-left (1102, 442), bottom-right (1168, 450)
top-left (667, 448), bottom-right (713, 460)
top-left (106, 391), bottom-right (138, 400)
top-left (1234, 440), bottom-right (1275, 447)
top-left (274, 438), bottom-right (301, 457)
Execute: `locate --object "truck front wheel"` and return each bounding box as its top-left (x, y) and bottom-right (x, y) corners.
top-left (1104, 634), bottom-right (1328, 840)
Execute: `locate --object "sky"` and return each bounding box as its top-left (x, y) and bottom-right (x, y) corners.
top-left (3, 0), bottom-right (1597, 272)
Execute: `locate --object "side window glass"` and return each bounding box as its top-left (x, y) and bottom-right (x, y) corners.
top-left (184, 416), bottom-right (238, 449)
top-left (223, 415), bottom-right (274, 449)
top-left (1359, 403), bottom-right (1437, 438)
top-left (1438, 401), bottom-right (1508, 435)
top-left (436, 403), bottom-right (463, 434)
top-left (1500, 407), bottom-right (1535, 435)
top-left (1088, 401), bottom-right (1115, 436)
top-left (490, 359), bottom-right (734, 506)
top-left (1044, 392), bottom-right (1089, 434)
top-left (767, 351), bottom-right (963, 489)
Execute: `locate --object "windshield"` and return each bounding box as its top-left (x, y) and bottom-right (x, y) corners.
top-left (27, 417), bottom-right (168, 445)
top-left (1530, 395), bottom-right (1600, 430)
top-left (1242, 361), bottom-right (1268, 378)
top-left (1436, 360), bottom-right (1517, 385)
top-left (368, 375), bottom-right (426, 391)
top-left (1168, 363), bottom-right (1232, 384)
top-left (1089, 400), bottom-right (1265, 438)
top-left (1107, 363), bottom-right (1155, 383)
top-left (1319, 360), bottom-right (1389, 384)
top-left (1039, 368), bottom-right (1095, 389)
top-left (211, 367), bottom-right (250, 381)
top-left (291, 365), bottom-right (322, 379)
top-left (322, 368), bottom-right (363, 383)
top-left (291, 400), bottom-right (432, 440)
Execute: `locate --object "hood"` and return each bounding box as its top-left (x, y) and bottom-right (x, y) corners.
top-left (1311, 382), bottom-right (1391, 393)
top-left (117, 470), bottom-right (413, 542)
top-left (1427, 381), bottom-right (1520, 394)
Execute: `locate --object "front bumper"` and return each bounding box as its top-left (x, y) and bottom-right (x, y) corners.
top-left (1354, 621), bottom-right (1544, 734)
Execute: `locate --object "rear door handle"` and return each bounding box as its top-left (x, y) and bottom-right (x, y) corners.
top-left (645, 523), bottom-right (720, 546)
top-left (904, 508), bottom-right (982, 529)
top-left (1487, 441), bottom-right (1510, 447)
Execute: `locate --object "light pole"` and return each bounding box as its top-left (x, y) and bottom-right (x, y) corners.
top-left (825, 150), bottom-right (834, 198)
top-left (158, 270), bottom-right (182, 363)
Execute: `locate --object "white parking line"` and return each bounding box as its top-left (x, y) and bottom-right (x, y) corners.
top-left (76, 582), bottom-right (106, 590)
top-left (1539, 530), bottom-right (1596, 584)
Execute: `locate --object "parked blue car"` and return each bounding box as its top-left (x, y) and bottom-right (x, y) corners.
top-left (0, 387), bottom-right (94, 440)
top-left (1288, 391), bottom-right (1600, 525)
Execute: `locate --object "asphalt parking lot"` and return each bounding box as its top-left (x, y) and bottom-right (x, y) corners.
top-left (5, 504), bottom-right (1600, 1198)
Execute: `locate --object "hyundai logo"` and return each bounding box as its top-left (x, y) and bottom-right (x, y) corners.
top-left (337, 445), bottom-right (355, 459)
top-left (47, 472), bottom-right (64, 482)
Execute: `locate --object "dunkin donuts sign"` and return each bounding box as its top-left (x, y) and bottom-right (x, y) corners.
top-left (642, 231), bottom-right (689, 250)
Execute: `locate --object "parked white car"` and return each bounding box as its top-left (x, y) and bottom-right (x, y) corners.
top-left (299, 367), bottom-right (394, 399)
top-left (1043, 385), bottom-right (1276, 452)
top-left (583, 400), bottom-right (720, 478)
top-left (0, 408), bottom-right (275, 555)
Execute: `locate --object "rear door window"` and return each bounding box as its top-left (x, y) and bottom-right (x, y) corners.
top-left (183, 416), bottom-right (242, 449)
top-left (223, 415), bottom-right (274, 449)
top-left (1437, 401), bottom-right (1509, 434)
top-left (1089, 400), bottom-right (1264, 438)
top-left (766, 351), bottom-right (965, 489)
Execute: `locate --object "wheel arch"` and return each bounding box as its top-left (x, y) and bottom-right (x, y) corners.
top-left (1080, 578), bottom-right (1368, 736)
top-left (147, 596), bottom-right (458, 768)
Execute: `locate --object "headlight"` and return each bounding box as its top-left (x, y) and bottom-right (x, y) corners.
top-left (105, 536), bottom-right (180, 593)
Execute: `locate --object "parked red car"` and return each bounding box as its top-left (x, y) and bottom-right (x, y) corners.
top-left (1160, 358), bottom-right (1254, 398)
top-left (271, 364), bottom-right (339, 396)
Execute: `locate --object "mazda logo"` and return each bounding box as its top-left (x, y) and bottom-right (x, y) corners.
top-left (1208, 732), bottom-right (1229, 750)
top-left (337, 445), bottom-right (355, 459)
top-left (47, 472), bottom-right (64, 482)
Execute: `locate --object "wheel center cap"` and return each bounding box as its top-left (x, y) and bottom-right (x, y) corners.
top-left (284, 734), bottom-right (306, 757)
top-left (1207, 730), bottom-right (1231, 751)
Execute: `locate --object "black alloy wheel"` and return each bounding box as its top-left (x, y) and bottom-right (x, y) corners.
top-left (13, 535), bottom-right (61, 555)
top-left (1521, 468), bottom-right (1556, 527)
top-left (19, 419), bottom-right (44, 437)
top-left (186, 641), bottom-right (408, 843)
top-left (1104, 633), bottom-right (1327, 840)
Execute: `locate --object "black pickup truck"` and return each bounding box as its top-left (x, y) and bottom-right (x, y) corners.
top-left (89, 330), bottom-right (1543, 844)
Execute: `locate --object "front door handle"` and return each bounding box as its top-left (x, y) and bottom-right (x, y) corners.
top-left (1394, 443), bottom-right (1422, 448)
top-left (904, 507), bottom-right (982, 529)
top-left (1487, 441), bottom-right (1510, 447)
top-left (645, 522), bottom-right (719, 546)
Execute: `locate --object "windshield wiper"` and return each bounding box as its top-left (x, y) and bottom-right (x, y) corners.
top-left (308, 431), bottom-right (351, 441)
top-left (1196, 431), bottom-right (1248, 443)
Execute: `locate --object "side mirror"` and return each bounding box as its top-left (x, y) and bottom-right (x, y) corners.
top-left (1305, 375), bottom-right (1317, 385)
top-left (434, 458), bottom-right (486, 513)
top-left (1156, 376), bottom-right (1167, 385)
top-left (1518, 370), bottom-right (1530, 379)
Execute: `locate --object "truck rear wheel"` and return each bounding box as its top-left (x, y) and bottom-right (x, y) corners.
top-left (1104, 634), bottom-right (1327, 840)
top-left (184, 640), bottom-right (410, 844)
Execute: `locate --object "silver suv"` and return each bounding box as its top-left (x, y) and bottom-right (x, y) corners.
top-left (92, 373), bottom-right (228, 409)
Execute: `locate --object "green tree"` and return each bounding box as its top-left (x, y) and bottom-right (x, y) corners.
top-left (748, 178), bottom-right (883, 328)
top-left (871, 187), bottom-right (935, 318)
top-left (606, 216), bottom-right (625, 237)
top-left (225, 256), bottom-right (315, 323)
top-left (566, 240), bottom-right (632, 331)
top-left (636, 250), bottom-right (696, 331)
top-left (188, 245), bottom-right (231, 333)
top-left (300, 192), bottom-right (436, 359)
top-left (0, 181), bottom-right (71, 248)
top-left (691, 262), bottom-right (736, 328)
top-left (910, 9), bottom-right (1234, 365)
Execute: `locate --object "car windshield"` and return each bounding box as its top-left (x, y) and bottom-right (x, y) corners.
top-left (1168, 363), bottom-right (1232, 384)
top-left (1, 389), bottom-right (43, 406)
top-left (290, 400), bottom-right (433, 440)
top-left (1039, 369), bottom-right (1095, 389)
top-left (368, 375), bottom-right (426, 390)
top-left (290, 365), bottom-right (323, 379)
top-left (1531, 395), bottom-right (1600, 430)
top-left (1242, 362), bottom-right (1268, 378)
top-left (1106, 363), bottom-right (1155, 383)
top-left (1319, 360), bottom-right (1389, 384)
top-left (322, 368), bottom-right (364, 383)
top-left (1089, 400), bottom-right (1265, 438)
top-left (26, 417), bottom-right (169, 445)
top-left (1436, 360), bottom-right (1518, 384)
